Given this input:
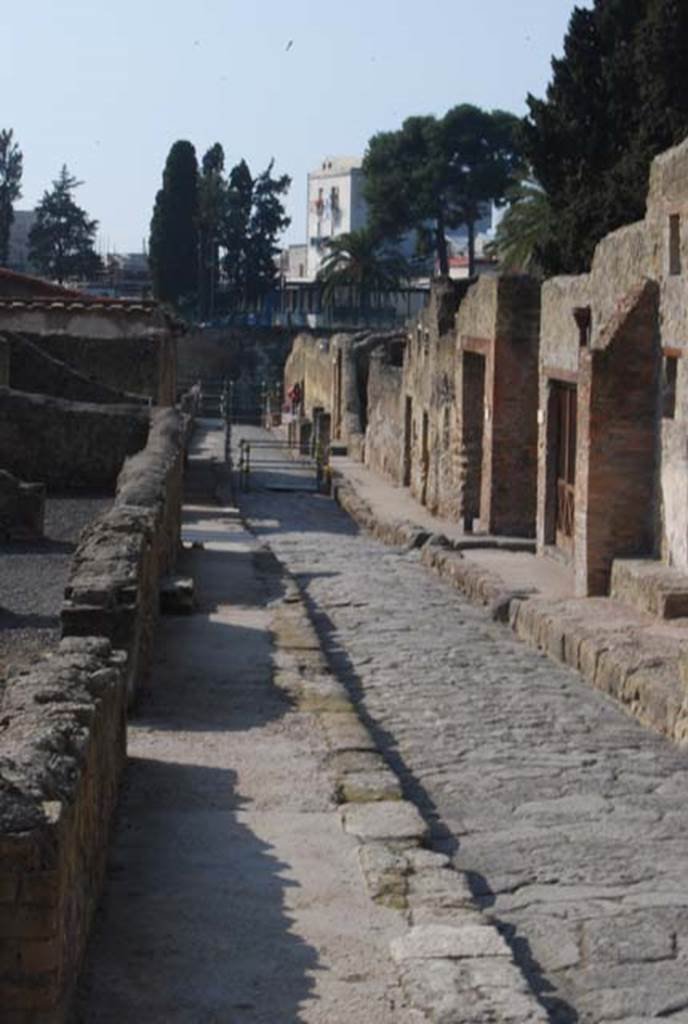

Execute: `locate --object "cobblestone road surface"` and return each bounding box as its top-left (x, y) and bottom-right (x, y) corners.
top-left (236, 426), bottom-right (688, 1024)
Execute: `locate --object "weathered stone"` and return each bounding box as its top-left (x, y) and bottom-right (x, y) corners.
top-left (338, 769), bottom-right (402, 803)
top-left (391, 923), bottom-right (511, 962)
top-left (341, 800), bottom-right (428, 846)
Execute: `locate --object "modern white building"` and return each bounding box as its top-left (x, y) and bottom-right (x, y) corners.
top-left (306, 156), bottom-right (368, 279)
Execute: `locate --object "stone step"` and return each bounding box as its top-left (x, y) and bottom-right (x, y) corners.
top-left (610, 558), bottom-right (688, 619)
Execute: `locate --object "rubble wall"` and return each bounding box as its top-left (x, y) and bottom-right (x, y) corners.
top-left (284, 332), bottom-right (334, 417)
top-left (0, 387), bottom-right (149, 490)
top-left (6, 334), bottom-right (147, 405)
top-left (0, 637), bottom-right (128, 1023)
top-left (365, 353), bottom-right (404, 484)
top-left (0, 337), bottom-right (8, 386)
top-left (404, 280), bottom-right (466, 520)
top-left (62, 407), bottom-right (186, 701)
top-left (0, 409), bottom-right (186, 1020)
top-left (24, 333), bottom-right (176, 406)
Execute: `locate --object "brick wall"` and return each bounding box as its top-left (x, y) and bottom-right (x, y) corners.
top-left (575, 281), bottom-right (661, 595)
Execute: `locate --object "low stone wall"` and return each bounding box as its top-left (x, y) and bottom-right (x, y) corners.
top-left (0, 387), bottom-right (149, 491)
top-left (6, 334), bottom-right (147, 405)
top-left (0, 407), bottom-right (187, 1020)
top-left (62, 408), bottom-right (185, 701)
top-left (0, 637), bottom-right (128, 1023)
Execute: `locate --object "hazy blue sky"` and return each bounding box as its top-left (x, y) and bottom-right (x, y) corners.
top-left (2, 0), bottom-right (590, 254)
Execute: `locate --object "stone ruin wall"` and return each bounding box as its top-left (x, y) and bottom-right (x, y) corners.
top-left (0, 303), bottom-right (180, 406)
top-left (399, 280), bottom-right (467, 521)
top-left (365, 351), bottom-right (404, 484)
top-left (0, 387), bottom-right (150, 491)
top-left (0, 406), bottom-right (187, 1021)
top-left (284, 332), bottom-right (334, 418)
top-left (537, 137), bottom-right (688, 583)
top-left (5, 333), bottom-right (147, 406)
top-left (24, 333), bottom-right (176, 407)
top-left (0, 337), bottom-right (8, 387)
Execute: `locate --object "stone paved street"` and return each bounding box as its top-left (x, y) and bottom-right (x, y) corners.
top-left (237, 425), bottom-right (688, 1024)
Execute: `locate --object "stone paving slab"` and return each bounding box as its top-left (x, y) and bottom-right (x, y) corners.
top-left (237, 437), bottom-right (688, 1024)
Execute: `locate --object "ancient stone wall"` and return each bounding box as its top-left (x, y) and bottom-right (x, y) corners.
top-left (365, 352), bottom-right (404, 484)
top-left (0, 407), bottom-right (187, 1020)
top-left (62, 408), bottom-right (186, 701)
top-left (284, 332), bottom-right (335, 417)
top-left (403, 280), bottom-right (466, 520)
top-left (0, 637), bottom-right (127, 1023)
top-left (24, 333), bottom-right (176, 406)
top-left (0, 336), bottom-right (8, 386)
top-left (0, 387), bottom-right (149, 490)
top-left (6, 333), bottom-right (147, 405)
top-left (536, 137), bottom-right (688, 590)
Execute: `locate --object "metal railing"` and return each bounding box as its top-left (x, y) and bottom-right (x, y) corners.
top-left (236, 437), bottom-right (329, 493)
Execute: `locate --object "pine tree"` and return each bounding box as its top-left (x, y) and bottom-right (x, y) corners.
top-left (149, 141), bottom-right (199, 305)
top-left (28, 166), bottom-right (101, 283)
top-left (523, 0), bottom-right (688, 274)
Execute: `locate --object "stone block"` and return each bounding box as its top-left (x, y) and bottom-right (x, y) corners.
top-left (391, 923), bottom-right (511, 962)
top-left (320, 712), bottom-right (378, 753)
top-left (338, 769), bottom-right (402, 804)
top-left (341, 800), bottom-right (428, 846)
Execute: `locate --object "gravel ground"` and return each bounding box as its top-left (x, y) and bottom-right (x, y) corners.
top-left (0, 493), bottom-right (112, 682)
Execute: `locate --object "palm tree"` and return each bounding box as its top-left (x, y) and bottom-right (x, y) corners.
top-left (317, 228), bottom-right (409, 313)
top-left (490, 178), bottom-right (553, 276)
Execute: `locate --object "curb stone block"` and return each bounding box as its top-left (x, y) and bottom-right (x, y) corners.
top-left (320, 712), bottom-right (378, 753)
top-left (341, 800), bottom-right (428, 845)
top-left (338, 769), bottom-right (402, 804)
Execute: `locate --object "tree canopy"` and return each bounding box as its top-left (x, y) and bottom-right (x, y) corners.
top-left (0, 130), bottom-right (22, 266)
top-left (363, 104), bottom-right (520, 276)
top-left (317, 228), bottom-right (409, 310)
top-left (149, 140), bottom-right (199, 305)
top-left (28, 165), bottom-right (101, 283)
top-left (523, 0), bottom-right (688, 274)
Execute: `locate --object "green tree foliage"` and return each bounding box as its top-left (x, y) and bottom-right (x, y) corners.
top-left (198, 143), bottom-right (225, 318)
top-left (220, 159), bottom-right (290, 307)
top-left (149, 140), bottom-right (199, 304)
top-left (221, 159), bottom-right (254, 306)
top-left (317, 228), bottom-right (409, 310)
top-left (524, 0), bottom-right (688, 274)
top-left (0, 130), bottom-right (22, 266)
top-left (490, 178), bottom-right (554, 275)
top-left (28, 166), bottom-right (101, 283)
top-left (363, 105), bottom-right (520, 277)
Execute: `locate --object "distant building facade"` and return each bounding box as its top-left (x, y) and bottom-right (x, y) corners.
top-left (306, 156), bottom-right (368, 279)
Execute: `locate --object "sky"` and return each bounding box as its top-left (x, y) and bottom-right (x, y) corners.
top-left (1, 0), bottom-right (591, 255)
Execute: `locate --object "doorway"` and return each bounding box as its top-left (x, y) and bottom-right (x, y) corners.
top-left (403, 397), bottom-right (413, 486)
top-left (553, 382), bottom-right (577, 553)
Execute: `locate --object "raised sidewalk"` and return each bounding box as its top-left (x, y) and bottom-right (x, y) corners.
top-left (330, 454), bottom-right (688, 746)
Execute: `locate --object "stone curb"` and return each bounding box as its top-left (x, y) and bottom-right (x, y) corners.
top-left (248, 530), bottom-right (549, 1022)
top-left (334, 475), bottom-right (688, 747)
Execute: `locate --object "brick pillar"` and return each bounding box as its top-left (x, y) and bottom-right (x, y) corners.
top-left (575, 280), bottom-right (660, 596)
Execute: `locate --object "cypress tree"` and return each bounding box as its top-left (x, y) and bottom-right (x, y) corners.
top-left (149, 141), bottom-right (199, 304)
